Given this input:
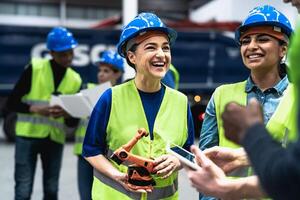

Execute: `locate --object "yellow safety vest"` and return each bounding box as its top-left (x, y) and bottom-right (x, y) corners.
top-left (214, 81), bottom-right (297, 181)
top-left (92, 80), bottom-right (188, 200)
top-left (16, 58), bottom-right (82, 144)
top-left (214, 81), bottom-right (296, 149)
top-left (287, 26), bottom-right (300, 139)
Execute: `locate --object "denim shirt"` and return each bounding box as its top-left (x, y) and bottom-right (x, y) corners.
top-left (199, 75), bottom-right (289, 150)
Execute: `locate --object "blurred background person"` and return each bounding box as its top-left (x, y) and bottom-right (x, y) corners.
top-left (162, 64), bottom-right (180, 90)
top-left (96, 50), bottom-right (124, 86)
top-left (73, 49), bottom-right (124, 200)
top-left (6, 26), bottom-right (82, 200)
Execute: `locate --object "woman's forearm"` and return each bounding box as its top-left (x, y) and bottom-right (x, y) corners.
top-left (85, 154), bottom-right (124, 179)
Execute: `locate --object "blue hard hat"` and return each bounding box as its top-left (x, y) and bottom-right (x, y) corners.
top-left (235, 5), bottom-right (293, 42)
top-left (117, 12), bottom-right (177, 57)
top-left (95, 50), bottom-right (124, 72)
top-left (47, 27), bottom-right (78, 52)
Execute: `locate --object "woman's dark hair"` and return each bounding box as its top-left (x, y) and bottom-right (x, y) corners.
top-left (279, 63), bottom-right (287, 78)
top-left (278, 40), bottom-right (288, 78)
top-left (125, 43), bottom-right (139, 69)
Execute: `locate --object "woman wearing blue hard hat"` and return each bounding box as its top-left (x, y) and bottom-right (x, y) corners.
top-left (96, 50), bottom-right (124, 85)
top-left (82, 12), bottom-right (194, 199)
top-left (73, 49), bottom-right (124, 200)
top-left (186, 5), bottom-right (296, 200)
top-left (6, 26), bottom-right (82, 200)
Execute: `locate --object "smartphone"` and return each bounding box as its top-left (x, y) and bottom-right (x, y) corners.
top-left (166, 143), bottom-right (199, 170)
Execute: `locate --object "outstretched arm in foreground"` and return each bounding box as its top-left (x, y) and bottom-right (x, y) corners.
top-left (185, 145), bottom-right (266, 200)
top-left (222, 99), bottom-right (300, 199)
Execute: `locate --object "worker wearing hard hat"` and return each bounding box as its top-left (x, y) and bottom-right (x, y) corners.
top-left (82, 12), bottom-right (195, 200)
top-left (194, 5), bottom-right (295, 200)
top-left (73, 49), bottom-right (124, 200)
top-left (6, 27), bottom-right (82, 200)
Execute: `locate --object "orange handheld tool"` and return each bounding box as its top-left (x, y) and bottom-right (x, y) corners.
top-left (110, 128), bottom-right (156, 191)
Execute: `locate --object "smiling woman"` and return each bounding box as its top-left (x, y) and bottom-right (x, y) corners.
top-left (82, 12), bottom-right (195, 200)
top-left (198, 5), bottom-right (295, 200)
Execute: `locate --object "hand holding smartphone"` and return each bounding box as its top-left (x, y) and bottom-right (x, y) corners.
top-left (166, 143), bottom-right (199, 170)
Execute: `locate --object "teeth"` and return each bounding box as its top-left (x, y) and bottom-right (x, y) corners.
top-left (248, 54), bottom-right (262, 59)
top-left (152, 62), bottom-right (165, 67)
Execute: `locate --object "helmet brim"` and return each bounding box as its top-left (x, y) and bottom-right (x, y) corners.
top-left (117, 26), bottom-right (177, 57)
top-left (49, 43), bottom-right (78, 52)
top-left (235, 22), bottom-right (293, 44)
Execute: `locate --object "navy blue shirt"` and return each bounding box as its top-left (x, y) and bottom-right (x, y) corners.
top-left (82, 85), bottom-right (194, 157)
top-left (162, 70), bottom-right (176, 89)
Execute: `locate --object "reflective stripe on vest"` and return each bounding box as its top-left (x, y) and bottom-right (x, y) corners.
top-left (74, 119), bottom-right (89, 143)
top-left (92, 80), bottom-right (187, 199)
top-left (17, 114), bottom-right (65, 132)
top-left (94, 169), bottom-right (178, 200)
top-left (16, 58), bottom-right (82, 144)
top-left (18, 100), bottom-right (65, 132)
top-left (74, 118), bottom-right (90, 155)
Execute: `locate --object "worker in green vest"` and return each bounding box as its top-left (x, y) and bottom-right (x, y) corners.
top-left (182, 22), bottom-right (300, 199)
top-left (73, 49), bottom-right (124, 200)
top-left (162, 64), bottom-right (180, 90)
top-left (82, 12), bottom-right (195, 200)
top-left (198, 5), bottom-right (295, 200)
top-left (6, 27), bottom-right (82, 200)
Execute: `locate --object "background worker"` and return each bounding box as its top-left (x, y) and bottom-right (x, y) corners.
top-left (73, 49), bottom-right (124, 200)
top-left (162, 64), bottom-right (180, 89)
top-left (82, 12), bottom-right (194, 200)
top-left (95, 50), bottom-right (124, 86)
top-left (6, 26), bottom-right (82, 200)
top-left (198, 5), bottom-right (293, 199)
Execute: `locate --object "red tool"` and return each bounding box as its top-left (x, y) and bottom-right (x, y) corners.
top-left (110, 128), bottom-right (156, 191)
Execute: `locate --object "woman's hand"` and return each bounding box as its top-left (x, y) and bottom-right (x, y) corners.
top-left (86, 155), bottom-right (149, 193)
top-left (49, 105), bottom-right (71, 118)
top-left (114, 171), bottom-right (151, 193)
top-left (153, 154), bottom-right (181, 178)
top-left (30, 105), bottom-right (51, 116)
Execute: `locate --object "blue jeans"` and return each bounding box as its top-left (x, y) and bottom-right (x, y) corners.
top-left (77, 155), bottom-right (93, 200)
top-left (14, 136), bottom-right (63, 200)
